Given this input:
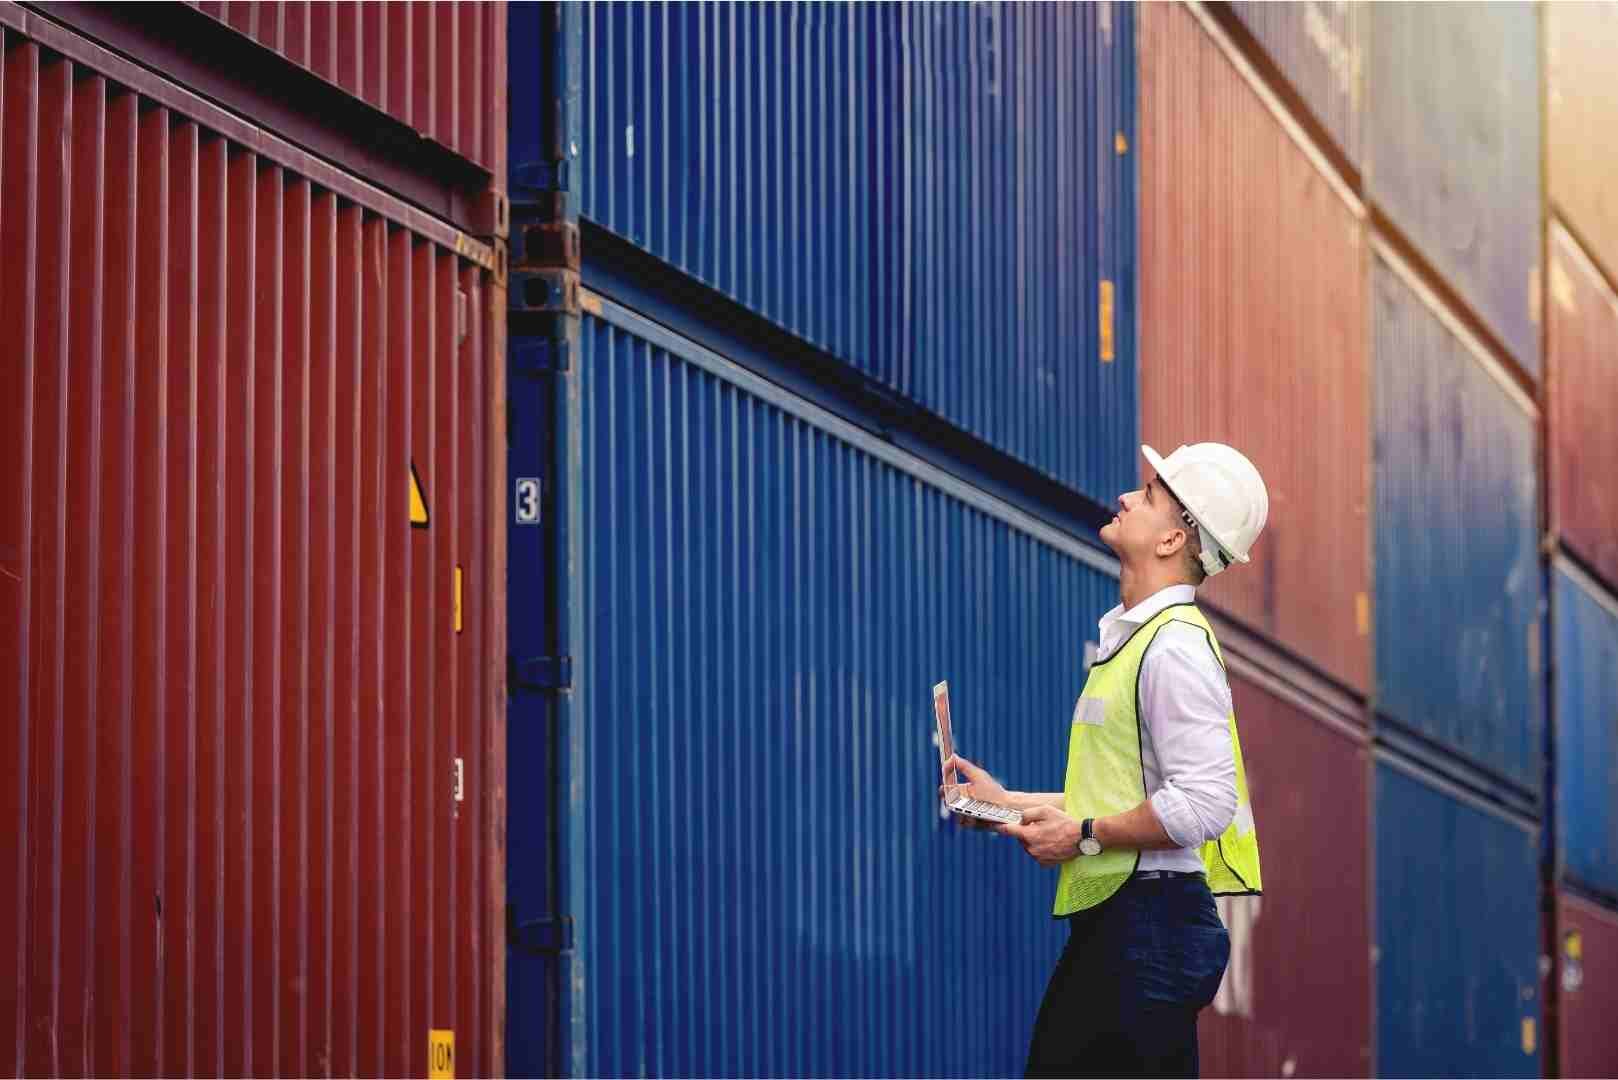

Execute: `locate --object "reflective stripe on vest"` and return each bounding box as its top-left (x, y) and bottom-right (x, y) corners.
top-left (1053, 603), bottom-right (1263, 916)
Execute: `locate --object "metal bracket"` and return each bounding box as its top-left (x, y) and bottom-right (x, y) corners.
top-left (510, 655), bottom-right (573, 693)
top-left (511, 268), bottom-right (580, 316)
top-left (512, 338), bottom-right (571, 376)
top-left (507, 906), bottom-right (575, 955)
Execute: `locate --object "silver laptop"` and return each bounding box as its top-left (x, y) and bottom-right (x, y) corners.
top-left (933, 680), bottom-right (1023, 825)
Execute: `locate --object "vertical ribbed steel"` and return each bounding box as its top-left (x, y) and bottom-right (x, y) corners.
top-left (520, 295), bottom-right (1123, 1077)
top-left (0, 17), bottom-right (501, 1075)
top-left (1375, 755), bottom-right (1542, 1077)
top-left (1197, 663), bottom-right (1371, 1076)
top-left (1140, 2), bottom-right (1371, 696)
top-left (1366, 0), bottom-right (1540, 377)
top-left (187, 0), bottom-right (501, 173)
top-left (1547, 1), bottom-right (1618, 290)
top-left (1547, 222), bottom-right (1618, 594)
top-left (533, 2), bottom-right (1136, 508)
top-left (1372, 249), bottom-right (1542, 794)
top-left (1551, 560), bottom-right (1618, 902)
top-left (1554, 890), bottom-right (1618, 1078)
top-left (1229, 0), bottom-right (1363, 167)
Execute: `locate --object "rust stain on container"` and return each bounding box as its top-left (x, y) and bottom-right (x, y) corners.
top-left (1548, 222), bottom-right (1618, 593)
top-left (1199, 662), bottom-right (1372, 1076)
top-left (187, 0), bottom-right (500, 173)
top-left (0, 14), bottom-right (502, 1077)
top-left (1548, 1), bottom-right (1618, 290)
top-left (1554, 891), bottom-right (1618, 1079)
top-left (1140, 2), bottom-right (1371, 696)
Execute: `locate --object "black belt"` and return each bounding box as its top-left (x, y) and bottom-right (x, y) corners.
top-left (1132, 870), bottom-right (1206, 881)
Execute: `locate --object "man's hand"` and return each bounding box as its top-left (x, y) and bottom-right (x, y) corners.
top-left (943, 754), bottom-right (1011, 804)
top-left (998, 804), bottom-right (1083, 867)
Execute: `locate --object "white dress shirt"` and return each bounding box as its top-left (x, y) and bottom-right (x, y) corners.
top-left (1090, 584), bottom-right (1239, 873)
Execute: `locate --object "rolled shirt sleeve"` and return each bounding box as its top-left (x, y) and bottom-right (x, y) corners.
top-left (1140, 624), bottom-right (1239, 849)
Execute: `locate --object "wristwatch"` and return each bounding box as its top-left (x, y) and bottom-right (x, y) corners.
top-left (1079, 818), bottom-right (1102, 857)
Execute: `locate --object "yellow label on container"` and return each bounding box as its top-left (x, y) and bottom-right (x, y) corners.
top-left (429, 1029), bottom-right (454, 1079)
top-left (1566, 930), bottom-right (1584, 962)
top-left (1099, 280), bottom-right (1116, 363)
top-left (454, 565), bottom-right (464, 634)
top-left (1114, 132), bottom-right (1128, 155)
top-left (410, 462), bottom-right (431, 529)
top-left (1355, 592), bottom-right (1370, 637)
top-left (1522, 1016), bottom-right (1536, 1056)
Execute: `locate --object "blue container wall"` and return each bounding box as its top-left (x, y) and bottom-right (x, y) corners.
top-left (1376, 757), bottom-right (1542, 1078)
top-left (1373, 254), bottom-right (1542, 793)
top-left (537, 1), bottom-right (1136, 507)
top-left (1229, 0), bottom-right (1363, 166)
top-left (1366, 1), bottom-right (1540, 377)
top-left (1552, 562), bottom-right (1618, 901)
top-left (519, 294), bottom-right (1122, 1078)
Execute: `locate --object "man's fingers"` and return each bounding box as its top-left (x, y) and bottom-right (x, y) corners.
top-left (1020, 804), bottom-right (1052, 824)
top-left (951, 754), bottom-right (984, 780)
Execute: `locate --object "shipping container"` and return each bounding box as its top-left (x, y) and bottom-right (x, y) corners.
top-left (1140, 2), bottom-right (1371, 697)
top-left (1551, 559), bottom-right (1618, 903)
top-left (1228, 0), bottom-right (1363, 168)
top-left (505, 288), bottom-right (1128, 1078)
top-left (1547, 0), bottom-right (1618, 290)
top-left (516, 1), bottom-right (1137, 507)
top-left (1365, 1), bottom-right (1540, 378)
top-left (1547, 223), bottom-right (1618, 594)
top-left (0, 8), bottom-right (505, 1076)
top-left (1197, 657), bottom-right (1371, 1078)
top-left (1375, 755), bottom-right (1542, 1078)
top-left (1552, 890), bottom-right (1618, 1079)
top-left (1372, 245), bottom-right (1542, 796)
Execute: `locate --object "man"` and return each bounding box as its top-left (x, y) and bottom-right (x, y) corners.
top-left (944, 442), bottom-right (1268, 1078)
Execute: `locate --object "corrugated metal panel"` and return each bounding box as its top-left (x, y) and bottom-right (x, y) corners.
top-left (1551, 560), bottom-right (1618, 901)
top-left (1372, 246), bottom-right (1542, 793)
top-left (1366, 0), bottom-right (1540, 377)
top-left (540, 1), bottom-right (1136, 506)
top-left (1555, 890), bottom-right (1618, 1079)
top-left (0, 14), bottom-right (502, 1076)
top-left (184, 0), bottom-right (502, 174)
top-left (508, 290), bottom-right (1124, 1077)
top-left (1228, 0), bottom-right (1363, 166)
top-left (1140, 2), bottom-right (1371, 696)
top-left (1375, 755), bottom-right (1542, 1077)
top-left (1547, 223), bottom-right (1618, 593)
top-left (1198, 662), bottom-right (1371, 1077)
top-left (1547, 1), bottom-right (1618, 290)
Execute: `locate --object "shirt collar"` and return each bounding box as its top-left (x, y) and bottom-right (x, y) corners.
top-left (1100, 583), bottom-right (1198, 631)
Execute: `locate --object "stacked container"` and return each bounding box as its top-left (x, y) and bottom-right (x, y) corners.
top-left (0, 3), bottom-right (507, 1076)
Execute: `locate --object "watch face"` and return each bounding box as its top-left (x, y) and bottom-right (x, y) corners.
top-left (1079, 837), bottom-right (1102, 856)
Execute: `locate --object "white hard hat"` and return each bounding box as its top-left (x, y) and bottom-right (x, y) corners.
top-left (1141, 443), bottom-right (1269, 578)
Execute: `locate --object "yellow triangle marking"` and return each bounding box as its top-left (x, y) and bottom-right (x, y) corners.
top-left (410, 461), bottom-right (430, 528)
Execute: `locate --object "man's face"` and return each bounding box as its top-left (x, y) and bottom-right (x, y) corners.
top-left (1099, 476), bottom-right (1186, 562)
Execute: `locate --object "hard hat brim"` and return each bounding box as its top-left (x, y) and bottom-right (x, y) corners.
top-left (1139, 444), bottom-right (1252, 565)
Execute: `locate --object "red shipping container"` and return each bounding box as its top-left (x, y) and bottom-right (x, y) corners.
top-left (1547, 222), bottom-right (1618, 593)
top-left (1140, 2), bottom-right (1371, 697)
top-left (1198, 655), bottom-right (1372, 1077)
top-left (0, 7), bottom-right (506, 1076)
top-left (1553, 891), bottom-right (1618, 1079)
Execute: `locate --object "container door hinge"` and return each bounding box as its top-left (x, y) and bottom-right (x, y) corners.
top-left (510, 655), bottom-right (573, 694)
top-left (507, 906), bottom-right (574, 955)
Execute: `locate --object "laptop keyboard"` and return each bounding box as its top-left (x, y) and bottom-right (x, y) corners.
top-left (960, 798), bottom-right (1020, 823)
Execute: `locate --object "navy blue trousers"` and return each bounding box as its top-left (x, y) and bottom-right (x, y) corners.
top-left (1025, 874), bottom-right (1231, 1079)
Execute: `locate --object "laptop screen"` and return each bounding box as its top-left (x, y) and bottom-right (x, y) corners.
top-left (932, 681), bottom-right (959, 801)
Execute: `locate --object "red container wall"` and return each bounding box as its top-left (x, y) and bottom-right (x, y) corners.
top-left (1555, 892), bottom-right (1618, 1079)
top-left (1198, 661), bottom-right (1372, 1077)
top-left (1140, 2), bottom-right (1371, 696)
top-left (0, 12), bottom-right (503, 1077)
top-left (1548, 222), bottom-right (1618, 592)
top-left (186, 0), bottom-right (501, 174)
top-left (1548, 1), bottom-right (1618, 287)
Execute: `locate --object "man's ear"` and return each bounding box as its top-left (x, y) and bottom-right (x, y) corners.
top-left (1158, 527), bottom-right (1188, 559)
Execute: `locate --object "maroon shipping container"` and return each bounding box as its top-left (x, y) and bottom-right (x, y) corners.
top-left (187, 0), bottom-right (501, 175)
top-left (1548, 1), bottom-right (1618, 288)
top-left (0, 6), bottom-right (506, 1077)
top-left (1198, 654), bottom-right (1373, 1077)
top-left (1553, 891), bottom-right (1618, 1079)
top-left (1547, 222), bottom-right (1618, 593)
top-left (1140, 2), bottom-right (1372, 697)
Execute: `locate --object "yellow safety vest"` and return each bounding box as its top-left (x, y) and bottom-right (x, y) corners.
top-left (1053, 603), bottom-right (1262, 916)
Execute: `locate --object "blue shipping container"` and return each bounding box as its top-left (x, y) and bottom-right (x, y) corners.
top-left (1372, 249), bottom-right (1542, 795)
top-left (1367, 0), bottom-right (1540, 377)
top-left (513, 1), bottom-right (1137, 507)
top-left (507, 290), bottom-right (1125, 1077)
top-left (1229, 0), bottom-right (1364, 168)
top-left (1552, 559), bottom-right (1618, 901)
top-left (1376, 754), bottom-right (1542, 1078)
